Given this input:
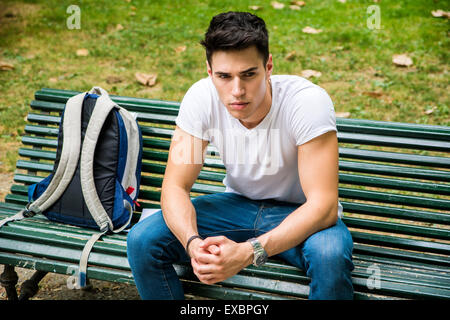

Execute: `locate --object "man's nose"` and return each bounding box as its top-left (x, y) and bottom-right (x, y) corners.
top-left (231, 77), bottom-right (245, 97)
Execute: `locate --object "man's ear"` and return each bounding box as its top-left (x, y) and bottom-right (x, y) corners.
top-left (266, 53), bottom-right (273, 78)
top-left (206, 60), bottom-right (212, 77)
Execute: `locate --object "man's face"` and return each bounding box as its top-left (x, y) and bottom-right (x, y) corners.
top-left (207, 46), bottom-right (273, 128)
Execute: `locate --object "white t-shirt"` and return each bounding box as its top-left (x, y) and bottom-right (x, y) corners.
top-left (176, 75), bottom-right (343, 218)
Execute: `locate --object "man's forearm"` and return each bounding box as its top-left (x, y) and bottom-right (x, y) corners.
top-left (257, 199), bottom-right (338, 257)
top-left (160, 185), bottom-right (198, 249)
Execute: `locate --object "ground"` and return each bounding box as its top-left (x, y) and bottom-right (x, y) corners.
top-left (0, 265), bottom-right (141, 300)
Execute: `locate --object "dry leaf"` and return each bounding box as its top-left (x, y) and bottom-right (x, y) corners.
top-left (271, 1), bottom-right (285, 9)
top-left (135, 72), bottom-right (157, 87)
top-left (289, 5), bottom-right (301, 10)
top-left (76, 48), bottom-right (89, 57)
top-left (115, 24), bottom-right (124, 31)
top-left (431, 10), bottom-right (450, 18)
top-left (0, 62), bottom-right (14, 71)
top-left (338, 0), bottom-right (346, 3)
top-left (301, 69), bottom-right (322, 78)
top-left (106, 76), bottom-right (123, 84)
top-left (363, 91), bottom-right (383, 98)
top-left (49, 77), bottom-right (58, 83)
top-left (392, 54), bottom-right (413, 67)
top-left (424, 106), bottom-right (437, 115)
top-left (302, 26), bottom-right (322, 34)
top-left (248, 5), bottom-right (262, 10)
top-left (174, 45), bottom-right (186, 53)
top-left (335, 112), bottom-right (351, 118)
top-left (291, 1), bottom-right (305, 6)
top-left (285, 51), bottom-right (296, 60)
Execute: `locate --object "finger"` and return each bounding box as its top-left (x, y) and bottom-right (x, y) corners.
top-left (196, 251), bottom-right (218, 264)
top-left (200, 236), bottom-right (227, 248)
top-left (206, 244), bottom-right (221, 255)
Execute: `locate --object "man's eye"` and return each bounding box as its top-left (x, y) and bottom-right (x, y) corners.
top-left (244, 72), bottom-right (255, 77)
top-left (218, 74), bottom-right (230, 79)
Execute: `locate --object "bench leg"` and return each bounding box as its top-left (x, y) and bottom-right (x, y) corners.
top-left (0, 265), bottom-right (19, 300)
top-left (18, 270), bottom-right (48, 301)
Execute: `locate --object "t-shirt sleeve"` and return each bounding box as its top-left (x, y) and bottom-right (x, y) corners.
top-left (289, 87), bottom-right (337, 146)
top-left (175, 80), bottom-right (211, 141)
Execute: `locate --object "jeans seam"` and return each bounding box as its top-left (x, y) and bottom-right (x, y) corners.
top-left (155, 238), bottom-right (178, 299)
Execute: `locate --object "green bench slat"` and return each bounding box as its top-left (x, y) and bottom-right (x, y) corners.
top-left (340, 160), bottom-right (450, 183)
top-left (341, 201), bottom-right (450, 225)
top-left (351, 231), bottom-right (450, 255)
top-left (342, 216), bottom-right (450, 240)
top-left (339, 147), bottom-right (450, 169)
top-left (339, 172), bottom-right (450, 195)
top-left (339, 187), bottom-right (450, 211)
top-left (338, 132), bottom-right (450, 152)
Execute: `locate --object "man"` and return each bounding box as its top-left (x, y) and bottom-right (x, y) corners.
top-left (127, 11), bottom-right (354, 300)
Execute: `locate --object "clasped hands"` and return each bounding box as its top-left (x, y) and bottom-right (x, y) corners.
top-left (188, 236), bottom-right (253, 285)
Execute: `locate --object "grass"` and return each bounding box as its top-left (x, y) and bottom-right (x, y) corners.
top-left (0, 0), bottom-right (449, 173)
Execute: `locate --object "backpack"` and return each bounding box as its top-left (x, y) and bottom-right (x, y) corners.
top-left (0, 87), bottom-right (143, 288)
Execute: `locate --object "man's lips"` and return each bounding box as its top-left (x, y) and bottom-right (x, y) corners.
top-left (229, 102), bottom-right (249, 110)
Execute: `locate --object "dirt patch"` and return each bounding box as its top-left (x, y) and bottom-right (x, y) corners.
top-left (0, 172), bottom-right (14, 202)
top-left (0, 266), bottom-right (141, 300)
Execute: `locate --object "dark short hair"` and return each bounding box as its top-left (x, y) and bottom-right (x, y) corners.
top-left (200, 11), bottom-right (269, 68)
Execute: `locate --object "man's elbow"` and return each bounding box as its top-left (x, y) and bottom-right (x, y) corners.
top-left (324, 200), bottom-right (339, 227)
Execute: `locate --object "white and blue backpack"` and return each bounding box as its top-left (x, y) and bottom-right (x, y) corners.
top-left (0, 87), bottom-right (143, 288)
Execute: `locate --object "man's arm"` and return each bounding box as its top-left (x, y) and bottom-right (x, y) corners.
top-left (160, 126), bottom-right (209, 251)
top-left (193, 130), bottom-right (340, 284)
top-left (257, 130), bottom-right (339, 256)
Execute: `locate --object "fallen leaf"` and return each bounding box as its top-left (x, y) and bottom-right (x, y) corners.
top-left (49, 77), bottom-right (58, 83)
top-left (76, 48), bottom-right (89, 57)
top-left (392, 54), bottom-right (413, 67)
top-left (291, 1), bottom-right (305, 6)
top-left (289, 5), bottom-right (301, 10)
top-left (285, 51), bottom-right (296, 60)
top-left (271, 1), bottom-right (285, 9)
top-left (338, 0), bottom-right (346, 3)
top-left (248, 5), bottom-right (262, 10)
top-left (115, 24), bottom-right (124, 31)
top-left (424, 106), bottom-right (437, 115)
top-left (0, 62), bottom-right (14, 71)
top-left (174, 45), bottom-right (186, 53)
top-left (431, 10), bottom-right (450, 18)
top-left (301, 69), bottom-right (322, 78)
top-left (135, 72), bottom-right (157, 87)
top-left (302, 26), bottom-right (322, 34)
top-left (335, 112), bottom-right (351, 118)
top-left (363, 91), bottom-right (383, 98)
top-left (106, 75), bottom-right (123, 84)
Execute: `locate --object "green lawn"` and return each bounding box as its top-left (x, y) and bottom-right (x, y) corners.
top-left (0, 0), bottom-right (449, 172)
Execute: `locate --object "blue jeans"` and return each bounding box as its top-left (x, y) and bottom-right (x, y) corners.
top-left (127, 192), bottom-right (354, 300)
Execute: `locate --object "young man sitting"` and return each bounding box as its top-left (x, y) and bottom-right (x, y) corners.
top-left (127, 11), bottom-right (354, 300)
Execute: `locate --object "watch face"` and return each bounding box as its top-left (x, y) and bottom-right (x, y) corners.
top-left (256, 255), bottom-right (266, 266)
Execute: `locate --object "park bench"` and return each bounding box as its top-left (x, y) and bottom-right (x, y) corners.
top-left (0, 87), bottom-right (449, 300)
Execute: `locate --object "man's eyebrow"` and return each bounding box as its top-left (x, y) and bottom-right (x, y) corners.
top-left (214, 67), bottom-right (259, 75)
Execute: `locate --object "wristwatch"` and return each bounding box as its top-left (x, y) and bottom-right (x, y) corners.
top-left (247, 238), bottom-right (268, 267)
